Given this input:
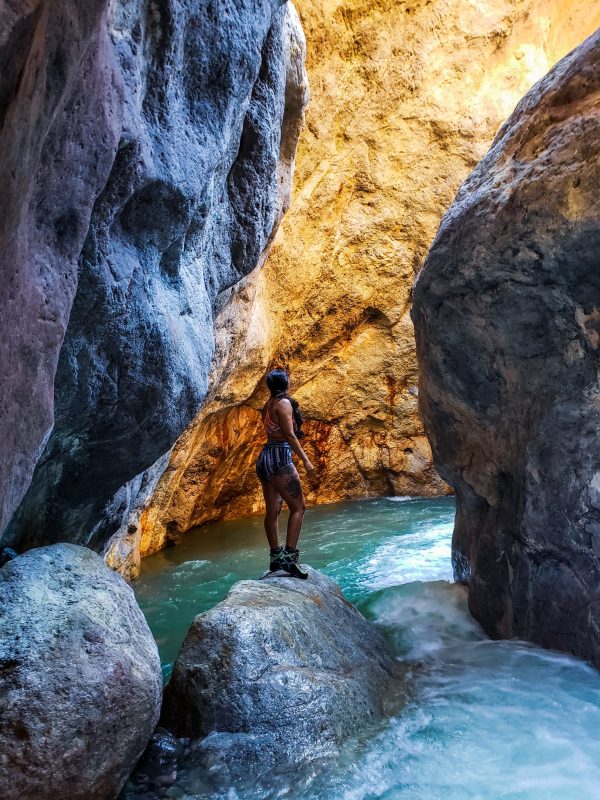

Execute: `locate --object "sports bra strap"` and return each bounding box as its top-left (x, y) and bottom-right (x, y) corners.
top-left (263, 405), bottom-right (281, 434)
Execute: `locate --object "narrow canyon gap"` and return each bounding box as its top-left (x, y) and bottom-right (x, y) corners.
top-left (137, 0), bottom-right (600, 566)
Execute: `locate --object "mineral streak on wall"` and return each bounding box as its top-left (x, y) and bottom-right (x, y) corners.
top-left (140, 0), bottom-right (600, 556)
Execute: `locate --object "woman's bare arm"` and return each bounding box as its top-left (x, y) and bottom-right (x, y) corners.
top-left (276, 399), bottom-right (314, 473)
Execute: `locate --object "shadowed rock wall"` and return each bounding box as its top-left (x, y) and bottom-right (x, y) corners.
top-left (412, 30), bottom-right (600, 665)
top-left (139, 0), bottom-right (600, 554)
top-left (0, 0), bottom-right (117, 537)
top-left (0, 1), bottom-right (308, 554)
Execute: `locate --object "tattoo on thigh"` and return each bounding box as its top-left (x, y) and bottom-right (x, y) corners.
top-left (286, 476), bottom-right (302, 498)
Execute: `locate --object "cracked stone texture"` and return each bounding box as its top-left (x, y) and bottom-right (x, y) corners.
top-left (0, 544), bottom-right (162, 800)
top-left (139, 0), bottom-right (600, 555)
top-left (412, 29), bottom-right (600, 666)
top-left (0, 0), bottom-right (308, 554)
top-left (159, 567), bottom-right (404, 788)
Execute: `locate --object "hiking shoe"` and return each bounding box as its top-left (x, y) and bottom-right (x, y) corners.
top-left (280, 545), bottom-right (308, 579)
top-left (269, 546), bottom-right (285, 572)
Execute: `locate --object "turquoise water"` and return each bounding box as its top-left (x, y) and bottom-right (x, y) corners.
top-left (134, 497), bottom-right (600, 799)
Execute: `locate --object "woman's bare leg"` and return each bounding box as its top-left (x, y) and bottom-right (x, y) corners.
top-left (260, 478), bottom-right (283, 549)
top-left (272, 465), bottom-right (306, 549)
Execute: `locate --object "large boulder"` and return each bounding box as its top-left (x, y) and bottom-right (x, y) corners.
top-left (412, 30), bottom-right (600, 664)
top-left (160, 568), bottom-right (403, 781)
top-left (0, 544), bottom-right (162, 800)
top-left (0, 0), bottom-right (308, 555)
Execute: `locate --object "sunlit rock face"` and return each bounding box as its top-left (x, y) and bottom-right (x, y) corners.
top-left (0, 1), bottom-right (308, 555)
top-left (412, 30), bottom-right (600, 665)
top-left (140, 0), bottom-right (600, 554)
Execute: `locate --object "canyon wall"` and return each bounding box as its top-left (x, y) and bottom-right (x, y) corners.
top-left (0, 1), bottom-right (308, 554)
top-left (140, 0), bottom-right (600, 556)
top-left (412, 30), bottom-right (600, 665)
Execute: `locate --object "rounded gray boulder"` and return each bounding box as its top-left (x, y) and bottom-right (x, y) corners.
top-left (0, 544), bottom-right (162, 800)
top-left (161, 567), bottom-right (404, 780)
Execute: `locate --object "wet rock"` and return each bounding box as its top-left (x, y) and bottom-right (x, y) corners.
top-left (0, 544), bottom-right (162, 800)
top-left (412, 30), bottom-right (600, 665)
top-left (0, 0), bottom-right (307, 558)
top-left (121, 728), bottom-right (185, 798)
top-left (160, 567), bottom-right (403, 781)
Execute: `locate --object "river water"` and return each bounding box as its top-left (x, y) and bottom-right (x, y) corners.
top-left (134, 497), bottom-right (600, 799)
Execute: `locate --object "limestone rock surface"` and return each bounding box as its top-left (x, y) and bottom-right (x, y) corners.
top-left (0, 544), bottom-right (162, 800)
top-left (140, 0), bottom-right (600, 554)
top-left (0, 0), bottom-right (308, 554)
top-left (160, 568), bottom-right (403, 781)
top-left (412, 30), bottom-right (600, 665)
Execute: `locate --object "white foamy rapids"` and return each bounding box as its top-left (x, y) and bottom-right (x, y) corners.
top-left (366, 580), bottom-right (482, 661)
top-left (171, 559), bottom-right (212, 577)
top-left (303, 584), bottom-right (600, 800)
top-left (306, 656), bottom-right (600, 800)
top-left (358, 520), bottom-right (454, 593)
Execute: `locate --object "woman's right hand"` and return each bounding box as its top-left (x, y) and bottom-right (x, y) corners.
top-left (303, 458), bottom-right (315, 474)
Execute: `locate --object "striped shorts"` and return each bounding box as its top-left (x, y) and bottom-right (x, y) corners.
top-left (256, 441), bottom-right (293, 482)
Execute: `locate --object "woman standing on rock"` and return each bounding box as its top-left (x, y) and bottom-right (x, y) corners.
top-left (256, 368), bottom-right (315, 578)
